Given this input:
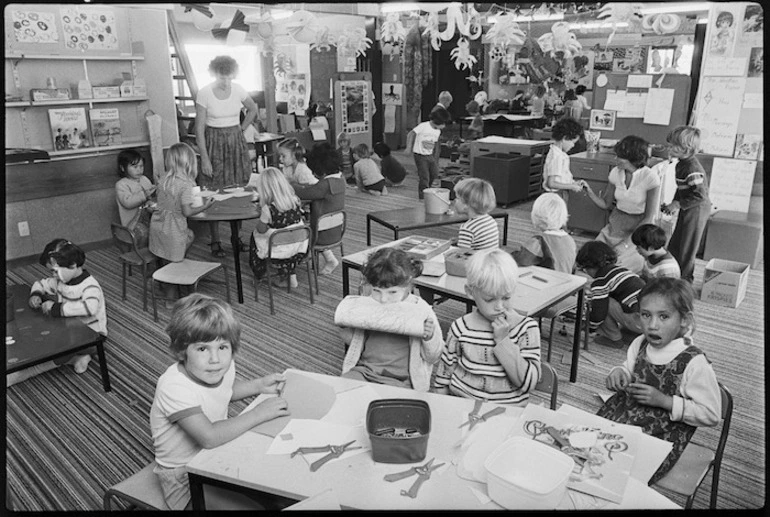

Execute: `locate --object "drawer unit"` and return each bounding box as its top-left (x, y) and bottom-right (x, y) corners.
top-left (567, 152), bottom-right (614, 233)
top-left (470, 138), bottom-right (550, 203)
top-left (473, 153), bottom-right (531, 205)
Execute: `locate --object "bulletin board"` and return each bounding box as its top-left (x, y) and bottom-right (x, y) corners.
top-left (310, 47), bottom-right (336, 104)
top-left (591, 72), bottom-right (691, 145)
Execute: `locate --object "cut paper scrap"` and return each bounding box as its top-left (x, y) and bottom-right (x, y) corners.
top-left (334, 295), bottom-right (430, 337)
top-left (251, 370), bottom-right (337, 438)
top-left (322, 383), bottom-right (380, 428)
top-left (468, 487), bottom-right (492, 505)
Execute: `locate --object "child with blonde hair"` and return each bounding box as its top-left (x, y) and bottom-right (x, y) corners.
top-left (278, 138), bottom-right (317, 186)
top-left (513, 192), bottom-right (576, 273)
top-left (248, 167), bottom-right (307, 289)
top-left (453, 178), bottom-right (499, 250)
top-left (433, 249), bottom-right (541, 404)
top-left (353, 143), bottom-right (387, 196)
top-left (336, 131), bottom-right (357, 185)
top-left (150, 293), bottom-right (288, 510)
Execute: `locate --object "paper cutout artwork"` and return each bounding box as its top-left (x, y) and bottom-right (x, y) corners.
top-left (12, 10), bottom-right (59, 43)
top-left (60, 7), bottom-right (118, 51)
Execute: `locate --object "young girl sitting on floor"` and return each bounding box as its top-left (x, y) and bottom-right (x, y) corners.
top-left (512, 192), bottom-right (576, 273)
top-left (453, 178), bottom-right (499, 250)
top-left (336, 131), bottom-right (357, 185)
top-left (337, 247), bottom-right (444, 391)
top-left (279, 138), bottom-right (317, 186)
top-left (597, 277), bottom-right (721, 484)
top-left (248, 167), bottom-right (307, 289)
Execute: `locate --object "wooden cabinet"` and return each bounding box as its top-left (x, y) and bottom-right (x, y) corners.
top-left (470, 137), bottom-right (551, 203)
top-left (567, 152), bottom-right (615, 233)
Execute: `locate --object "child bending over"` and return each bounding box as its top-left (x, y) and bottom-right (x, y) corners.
top-left (150, 293), bottom-right (288, 510)
top-left (373, 141), bottom-right (406, 187)
top-left (597, 278), bottom-right (721, 484)
top-left (339, 248), bottom-right (444, 391)
top-left (433, 249), bottom-right (541, 404)
top-left (632, 224), bottom-right (681, 281)
top-left (353, 143), bottom-right (388, 196)
top-left (278, 138), bottom-right (317, 186)
top-left (513, 192), bottom-right (576, 273)
top-left (542, 117), bottom-right (586, 201)
top-left (406, 107), bottom-right (451, 199)
top-left (453, 178), bottom-right (499, 250)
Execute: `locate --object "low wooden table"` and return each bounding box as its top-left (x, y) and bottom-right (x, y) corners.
top-left (5, 284), bottom-right (111, 392)
top-left (366, 207), bottom-right (509, 246)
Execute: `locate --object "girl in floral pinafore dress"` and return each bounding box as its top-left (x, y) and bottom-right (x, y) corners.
top-left (249, 167), bottom-right (307, 289)
top-left (597, 277), bottom-right (721, 484)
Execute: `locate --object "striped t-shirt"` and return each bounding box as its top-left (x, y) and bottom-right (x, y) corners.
top-left (457, 214), bottom-right (499, 250)
top-left (433, 311), bottom-right (541, 405)
top-left (673, 156), bottom-right (709, 210)
top-left (588, 265), bottom-right (645, 331)
top-left (642, 251), bottom-right (681, 281)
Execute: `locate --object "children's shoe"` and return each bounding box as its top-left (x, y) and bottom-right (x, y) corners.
top-left (593, 335), bottom-right (625, 349)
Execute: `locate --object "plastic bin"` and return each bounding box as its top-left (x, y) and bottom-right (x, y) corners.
top-left (366, 399), bottom-right (431, 464)
top-left (472, 153), bottom-right (531, 205)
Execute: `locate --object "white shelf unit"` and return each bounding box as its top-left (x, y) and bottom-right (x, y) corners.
top-left (6, 96), bottom-right (149, 108)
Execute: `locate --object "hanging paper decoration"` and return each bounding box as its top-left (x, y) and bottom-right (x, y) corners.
top-left (380, 12), bottom-right (407, 45)
top-left (537, 21), bottom-right (583, 60)
top-left (483, 13), bottom-right (526, 61)
top-left (337, 27), bottom-right (372, 58)
top-left (183, 4), bottom-right (216, 32)
top-left (450, 37), bottom-right (477, 70)
top-left (212, 9), bottom-right (249, 46)
top-left (596, 3), bottom-right (644, 46)
top-left (642, 13), bottom-right (682, 35)
top-left (273, 52), bottom-right (295, 79)
top-left (248, 19), bottom-right (276, 55)
top-left (310, 25), bottom-right (336, 53)
top-left (422, 3), bottom-right (483, 52)
top-left (423, 11), bottom-right (442, 51)
top-left (285, 10), bottom-right (319, 45)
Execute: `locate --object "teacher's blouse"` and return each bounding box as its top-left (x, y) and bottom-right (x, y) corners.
top-left (608, 165), bottom-right (660, 215)
top-left (196, 83), bottom-right (248, 128)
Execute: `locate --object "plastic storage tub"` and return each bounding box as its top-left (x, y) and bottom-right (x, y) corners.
top-left (366, 399), bottom-right (431, 464)
top-left (484, 436), bottom-right (574, 509)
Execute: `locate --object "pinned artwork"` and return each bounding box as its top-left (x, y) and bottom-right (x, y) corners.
top-left (641, 13), bottom-right (682, 35)
top-left (589, 109), bottom-right (617, 131)
top-left (382, 83), bottom-right (403, 106)
top-left (12, 9), bottom-right (59, 44)
top-left (340, 81), bottom-right (370, 134)
top-left (60, 7), bottom-right (118, 50)
top-left (450, 37), bottom-right (477, 70)
top-left (596, 3), bottom-right (644, 46)
top-left (537, 21), bottom-right (582, 61)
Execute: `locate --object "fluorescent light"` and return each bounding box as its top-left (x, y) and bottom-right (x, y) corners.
top-left (381, 3), bottom-right (422, 13)
top-left (488, 13), bottom-right (564, 23)
top-left (271, 10), bottom-right (292, 20)
top-left (640, 2), bottom-right (711, 15)
top-left (570, 22), bottom-right (629, 30)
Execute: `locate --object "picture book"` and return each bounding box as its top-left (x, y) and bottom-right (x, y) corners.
top-left (89, 108), bottom-right (122, 146)
top-left (393, 236), bottom-right (451, 261)
top-left (48, 107), bottom-right (90, 151)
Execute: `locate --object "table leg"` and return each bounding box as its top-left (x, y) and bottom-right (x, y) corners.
top-left (230, 221), bottom-right (244, 304)
top-left (342, 263), bottom-right (350, 296)
top-left (188, 473), bottom-right (207, 510)
top-left (570, 287), bottom-right (585, 383)
top-left (366, 216), bottom-right (372, 246)
top-left (96, 338), bottom-right (111, 392)
top-left (503, 213), bottom-right (509, 245)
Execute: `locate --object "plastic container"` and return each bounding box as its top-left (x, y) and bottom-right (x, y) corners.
top-left (484, 436), bottom-right (574, 510)
top-left (423, 188), bottom-right (451, 214)
top-left (444, 248), bottom-right (477, 277)
top-left (366, 399), bottom-right (431, 464)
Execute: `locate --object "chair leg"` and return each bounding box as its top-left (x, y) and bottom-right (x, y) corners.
top-left (141, 263), bottom-right (148, 312)
top-left (151, 278), bottom-right (158, 322)
top-left (306, 260), bottom-right (314, 305)
top-left (548, 317), bottom-right (556, 363)
top-left (121, 263), bottom-right (128, 301)
top-left (128, 264), bottom-right (133, 277)
top-left (254, 275), bottom-right (259, 302)
top-left (266, 265), bottom-right (275, 315)
top-left (710, 466), bottom-right (720, 509)
top-left (313, 250), bottom-right (320, 295)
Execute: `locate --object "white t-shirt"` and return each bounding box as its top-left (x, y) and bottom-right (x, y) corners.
top-left (542, 143), bottom-right (573, 192)
top-left (196, 83), bottom-right (248, 128)
top-left (150, 361), bottom-right (236, 468)
top-left (609, 165), bottom-right (660, 215)
top-left (411, 121), bottom-right (441, 156)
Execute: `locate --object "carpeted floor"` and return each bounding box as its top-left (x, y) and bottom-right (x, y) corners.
top-left (4, 149), bottom-right (765, 510)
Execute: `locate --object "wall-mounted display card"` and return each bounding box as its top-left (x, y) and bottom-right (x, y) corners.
top-left (626, 75), bottom-right (652, 89)
top-left (747, 48), bottom-right (763, 77)
top-left (11, 9), bottom-right (59, 43)
top-left (589, 109), bottom-right (616, 131)
top-left (603, 90), bottom-right (626, 111)
top-left (382, 83), bottom-right (403, 106)
top-left (49, 107), bottom-right (90, 150)
top-left (60, 7), bottom-right (118, 51)
top-left (339, 80), bottom-right (369, 134)
top-left (743, 92), bottom-right (763, 109)
top-left (695, 76), bottom-right (746, 156)
top-left (733, 134), bottom-right (762, 160)
top-left (643, 88), bottom-right (674, 126)
top-left (705, 4), bottom-right (741, 58)
top-left (617, 92), bottom-right (647, 119)
top-left (703, 57), bottom-right (748, 76)
top-left (709, 157), bottom-right (756, 213)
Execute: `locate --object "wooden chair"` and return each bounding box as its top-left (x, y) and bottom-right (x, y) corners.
top-left (534, 361), bottom-right (559, 410)
top-left (253, 224), bottom-right (314, 315)
top-left (654, 383), bottom-right (734, 509)
top-left (110, 222), bottom-right (158, 311)
top-left (150, 259), bottom-right (231, 321)
top-left (310, 210), bottom-right (346, 294)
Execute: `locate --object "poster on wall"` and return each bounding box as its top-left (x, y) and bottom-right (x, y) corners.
top-left (589, 109), bottom-right (616, 131)
top-left (11, 9), bottom-right (59, 43)
top-left (382, 83), bottom-right (402, 105)
top-left (747, 48), bottom-right (763, 77)
top-left (283, 74), bottom-right (309, 116)
top-left (709, 157), bottom-right (756, 213)
top-left (733, 134), bottom-right (762, 160)
top-left (735, 4), bottom-right (763, 52)
top-left (705, 4), bottom-right (741, 57)
top-left (339, 81), bottom-right (369, 134)
top-left (695, 76), bottom-right (746, 156)
top-left (60, 7), bottom-right (118, 51)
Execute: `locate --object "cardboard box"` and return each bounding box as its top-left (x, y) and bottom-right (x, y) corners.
top-left (30, 88), bottom-right (71, 101)
top-left (700, 259), bottom-right (749, 308)
top-left (92, 86), bottom-right (121, 99)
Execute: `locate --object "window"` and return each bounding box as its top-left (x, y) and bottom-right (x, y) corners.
top-left (183, 44), bottom-right (263, 92)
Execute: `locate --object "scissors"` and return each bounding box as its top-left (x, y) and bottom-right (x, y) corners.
top-left (290, 440), bottom-right (362, 472)
top-left (384, 458), bottom-right (445, 498)
top-left (458, 399), bottom-right (506, 430)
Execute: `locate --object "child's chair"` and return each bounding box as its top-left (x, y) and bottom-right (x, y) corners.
top-left (254, 224), bottom-right (314, 314)
top-left (534, 361), bottom-right (559, 410)
top-left (311, 211), bottom-right (346, 294)
top-left (103, 461), bottom-right (166, 510)
top-left (150, 259), bottom-right (231, 321)
top-left (110, 222), bottom-right (158, 311)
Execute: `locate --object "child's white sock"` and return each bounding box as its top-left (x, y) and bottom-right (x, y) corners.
top-left (320, 252), bottom-right (339, 275)
top-left (71, 354), bottom-right (92, 374)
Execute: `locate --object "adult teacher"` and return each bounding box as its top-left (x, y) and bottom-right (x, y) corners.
top-left (584, 135), bottom-right (660, 272)
top-left (195, 55), bottom-right (259, 257)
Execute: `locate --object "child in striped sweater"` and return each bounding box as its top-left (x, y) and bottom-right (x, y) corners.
top-left (453, 178), bottom-right (499, 250)
top-left (433, 249), bottom-right (541, 405)
top-left (632, 224), bottom-right (681, 281)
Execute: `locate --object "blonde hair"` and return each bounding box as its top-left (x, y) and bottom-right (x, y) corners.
top-left (166, 293), bottom-right (241, 358)
top-left (666, 126), bottom-right (701, 158)
top-left (531, 193), bottom-right (568, 231)
top-left (163, 142), bottom-right (197, 195)
top-left (455, 178), bottom-right (496, 214)
top-left (353, 143), bottom-right (371, 158)
top-left (466, 248), bottom-right (519, 298)
top-left (256, 167), bottom-right (301, 212)
top-left (336, 131), bottom-right (351, 147)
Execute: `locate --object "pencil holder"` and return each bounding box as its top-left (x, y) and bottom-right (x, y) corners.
top-left (366, 399), bottom-right (431, 464)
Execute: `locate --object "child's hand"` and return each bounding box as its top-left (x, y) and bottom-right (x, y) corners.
top-left (29, 295), bottom-right (43, 310)
top-left (253, 396), bottom-right (290, 422)
top-left (491, 311), bottom-right (514, 343)
top-left (606, 369), bottom-right (631, 391)
top-left (571, 182), bottom-right (584, 192)
top-left (422, 317), bottom-right (435, 341)
top-left (145, 185), bottom-right (157, 199)
top-left (255, 372), bottom-right (287, 395)
top-left (41, 301), bottom-right (54, 315)
top-left (626, 382), bottom-right (672, 410)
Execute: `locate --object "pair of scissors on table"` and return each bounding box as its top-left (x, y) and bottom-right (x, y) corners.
top-left (290, 440), bottom-right (362, 472)
top-left (383, 458), bottom-right (445, 498)
top-left (458, 399), bottom-right (506, 430)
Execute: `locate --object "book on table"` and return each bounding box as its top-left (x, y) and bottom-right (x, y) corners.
top-left (89, 107), bottom-right (122, 146)
top-left (393, 236), bottom-right (451, 261)
top-left (48, 107), bottom-right (90, 150)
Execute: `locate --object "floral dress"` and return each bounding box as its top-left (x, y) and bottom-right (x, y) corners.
top-left (249, 204), bottom-right (306, 280)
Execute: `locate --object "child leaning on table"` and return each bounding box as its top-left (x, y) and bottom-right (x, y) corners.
top-left (542, 116), bottom-right (586, 202)
top-left (631, 224), bottom-right (681, 281)
top-left (597, 277), bottom-right (721, 484)
top-left (338, 248), bottom-right (444, 392)
top-left (453, 177), bottom-right (499, 250)
top-left (150, 293), bottom-right (289, 510)
top-left (433, 249), bottom-right (542, 405)
top-left (512, 192), bottom-right (576, 274)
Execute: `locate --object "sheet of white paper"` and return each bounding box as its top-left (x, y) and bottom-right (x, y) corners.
top-left (313, 116), bottom-right (329, 130)
top-left (626, 74), bottom-right (652, 88)
top-left (469, 487), bottom-right (492, 505)
top-left (322, 384), bottom-right (381, 427)
top-left (266, 419), bottom-right (370, 470)
top-left (617, 92), bottom-right (647, 118)
top-left (709, 157), bottom-right (756, 213)
top-left (695, 76), bottom-right (746, 156)
top-left (384, 104), bottom-right (397, 133)
top-left (603, 90), bottom-right (626, 111)
top-left (743, 92), bottom-right (763, 109)
top-left (703, 57), bottom-right (748, 77)
top-left (643, 88), bottom-right (674, 125)
top-left (311, 128), bottom-right (326, 141)
top-left (212, 193), bottom-right (235, 202)
top-left (596, 392), bottom-right (614, 403)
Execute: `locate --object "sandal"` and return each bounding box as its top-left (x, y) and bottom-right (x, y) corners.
top-left (210, 241), bottom-right (227, 258)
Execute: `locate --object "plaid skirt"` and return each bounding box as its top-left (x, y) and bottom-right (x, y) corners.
top-left (203, 125), bottom-right (251, 189)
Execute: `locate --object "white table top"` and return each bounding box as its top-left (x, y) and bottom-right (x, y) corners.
top-left (186, 369), bottom-right (678, 510)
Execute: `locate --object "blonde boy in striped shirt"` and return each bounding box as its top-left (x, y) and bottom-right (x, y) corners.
top-left (452, 178), bottom-right (499, 250)
top-left (433, 249), bottom-right (541, 405)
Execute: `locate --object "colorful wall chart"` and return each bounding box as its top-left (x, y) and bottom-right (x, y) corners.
top-left (12, 9), bottom-right (59, 44)
top-left (60, 7), bottom-right (118, 51)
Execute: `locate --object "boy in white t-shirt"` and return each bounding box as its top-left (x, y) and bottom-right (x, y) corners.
top-left (405, 107), bottom-right (451, 199)
top-left (542, 117), bottom-right (587, 202)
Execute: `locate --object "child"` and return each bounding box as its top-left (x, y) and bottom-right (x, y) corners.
top-left (248, 167), bottom-right (306, 289)
top-left (661, 126), bottom-right (710, 284)
top-left (352, 143), bottom-right (388, 196)
top-left (278, 138), bottom-right (317, 186)
top-left (529, 85), bottom-right (546, 119)
top-left (562, 89), bottom-right (583, 120)
top-left (12, 241), bottom-right (106, 385)
top-left (150, 293), bottom-right (288, 510)
top-left (575, 84), bottom-right (591, 111)
top-left (149, 143), bottom-right (215, 300)
top-left (373, 141), bottom-right (407, 187)
top-left (542, 117), bottom-right (586, 201)
top-left (576, 241), bottom-right (646, 349)
top-left (631, 224), bottom-right (681, 281)
top-left (115, 149), bottom-right (156, 248)
top-left (406, 106), bottom-right (451, 199)
top-left (339, 248), bottom-right (444, 391)
top-left (510, 90), bottom-right (527, 112)
top-left (597, 278), bottom-right (721, 484)
top-left (513, 192), bottom-right (576, 273)
top-left (465, 100), bottom-right (483, 140)
top-left (336, 132), bottom-right (357, 185)
top-left (453, 177), bottom-right (499, 250)
top-left (433, 249), bottom-right (541, 405)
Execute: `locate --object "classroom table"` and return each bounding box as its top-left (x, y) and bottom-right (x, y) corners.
top-left (366, 206), bottom-right (509, 246)
top-left (5, 284), bottom-right (111, 392)
top-left (189, 191), bottom-right (260, 304)
top-left (461, 113), bottom-right (544, 139)
top-left (341, 239), bottom-right (587, 383)
top-left (185, 369), bottom-right (678, 510)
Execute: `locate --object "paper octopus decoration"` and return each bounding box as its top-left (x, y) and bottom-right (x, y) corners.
top-left (337, 27), bottom-right (372, 58)
top-left (380, 12), bottom-right (407, 45)
top-left (423, 3), bottom-right (483, 52)
top-left (482, 13), bottom-right (526, 61)
top-left (450, 37), bottom-right (477, 70)
top-left (597, 3), bottom-right (644, 46)
top-left (642, 13), bottom-right (682, 34)
top-left (183, 4), bottom-right (216, 32)
top-left (537, 21), bottom-right (583, 61)
top-left (311, 25), bottom-right (336, 53)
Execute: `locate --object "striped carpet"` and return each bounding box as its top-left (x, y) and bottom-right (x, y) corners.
top-left (5, 150), bottom-right (765, 510)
